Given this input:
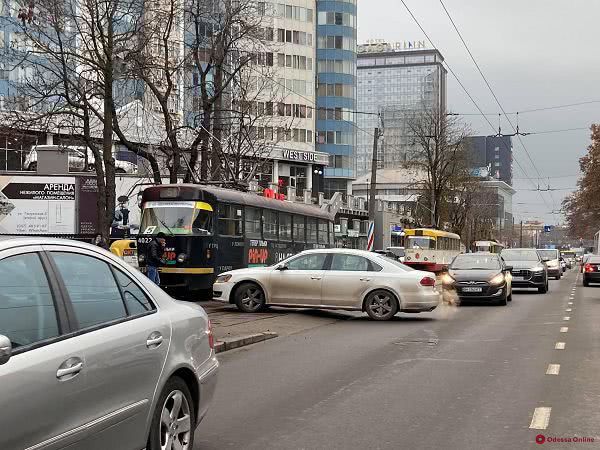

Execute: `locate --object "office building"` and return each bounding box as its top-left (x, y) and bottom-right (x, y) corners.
top-left (315, 0), bottom-right (358, 198)
top-left (466, 135), bottom-right (513, 186)
top-left (355, 42), bottom-right (447, 177)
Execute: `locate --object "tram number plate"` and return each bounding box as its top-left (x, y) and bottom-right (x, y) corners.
top-left (462, 287), bottom-right (482, 293)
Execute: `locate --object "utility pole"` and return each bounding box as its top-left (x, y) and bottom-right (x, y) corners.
top-left (367, 126), bottom-right (380, 251)
top-left (519, 220), bottom-right (523, 248)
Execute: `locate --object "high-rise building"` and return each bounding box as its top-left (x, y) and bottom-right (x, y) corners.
top-left (466, 135), bottom-right (514, 186)
top-left (315, 0), bottom-right (357, 198)
top-left (355, 42), bottom-right (446, 177)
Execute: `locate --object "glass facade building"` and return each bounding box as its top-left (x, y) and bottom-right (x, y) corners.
top-left (316, 0), bottom-right (357, 198)
top-left (355, 48), bottom-right (447, 177)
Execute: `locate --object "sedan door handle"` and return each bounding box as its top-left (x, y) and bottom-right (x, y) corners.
top-left (146, 332), bottom-right (163, 348)
top-left (56, 360), bottom-right (83, 379)
top-left (360, 278), bottom-right (372, 282)
top-left (310, 276), bottom-right (322, 280)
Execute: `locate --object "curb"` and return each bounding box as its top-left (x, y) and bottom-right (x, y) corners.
top-left (215, 332), bottom-right (278, 353)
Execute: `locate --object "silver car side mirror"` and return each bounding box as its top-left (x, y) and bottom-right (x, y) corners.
top-left (0, 335), bottom-right (12, 365)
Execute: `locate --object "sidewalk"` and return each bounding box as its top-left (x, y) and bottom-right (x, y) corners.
top-left (201, 301), bottom-right (355, 353)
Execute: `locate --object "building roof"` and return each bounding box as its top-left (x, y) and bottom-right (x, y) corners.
top-left (352, 168), bottom-right (428, 186)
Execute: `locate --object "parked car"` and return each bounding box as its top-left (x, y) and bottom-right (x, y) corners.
top-left (583, 255), bottom-right (600, 286)
top-left (537, 249), bottom-right (562, 280)
top-left (213, 248), bottom-right (441, 321)
top-left (443, 253), bottom-right (512, 305)
top-left (500, 248), bottom-right (549, 293)
top-left (0, 238), bottom-right (218, 450)
top-left (24, 145), bottom-right (137, 173)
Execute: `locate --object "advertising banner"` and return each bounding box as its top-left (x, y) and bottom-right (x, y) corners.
top-left (0, 176), bottom-right (76, 234)
top-left (77, 176), bottom-right (99, 235)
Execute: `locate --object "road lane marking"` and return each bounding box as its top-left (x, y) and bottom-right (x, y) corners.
top-left (555, 342), bottom-right (566, 350)
top-left (530, 407), bottom-right (552, 429)
top-left (566, 308), bottom-right (572, 312)
top-left (568, 302), bottom-right (573, 305)
top-left (560, 327), bottom-right (568, 333)
top-left (564, 316), bottom-right (570, 321)
top-left (546, 364), bottom-right (560, 375)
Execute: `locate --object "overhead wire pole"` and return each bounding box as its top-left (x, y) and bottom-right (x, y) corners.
top-left (367, 112), bottom-right (382, 251)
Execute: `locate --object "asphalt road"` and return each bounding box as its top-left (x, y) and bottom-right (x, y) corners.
top-left (196, 269), bottom-right (600, 450)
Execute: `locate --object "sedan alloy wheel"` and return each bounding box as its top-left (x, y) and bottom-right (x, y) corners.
top-left (235, 282), bottom-right (266, 312)
top-left (160, 390), bottom-right (192, 450)
top-left (365, 290), bottom-right (398, 321)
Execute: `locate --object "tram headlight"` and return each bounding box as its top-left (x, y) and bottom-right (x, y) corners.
top-left (215, 274), bottom-right (232, 283)
top-left (177, 253), bottom-right (187, 263)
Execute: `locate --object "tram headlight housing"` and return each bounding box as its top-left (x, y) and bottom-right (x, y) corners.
top-left (215, 274), bottom-right (232, 284)
top-left (177, 253), bottom-right (187, 263)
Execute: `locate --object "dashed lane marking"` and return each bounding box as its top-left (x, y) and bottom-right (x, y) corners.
top-left (546, 364), bottom-right (560, 375)
top-left (566, 308), bottom-right (572, 312)
top-left (530, 407), bottom-right (552, 430)
top-left (555, 342), bottom-right (566, 350)
top-left (564, 316), bottom-right (570, 321)
top-left (560, 327), bottom-right (568, 333)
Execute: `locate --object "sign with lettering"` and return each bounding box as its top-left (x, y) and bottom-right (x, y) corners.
top-left (358, 40), bottom-right (427, 54)
top-left (282, 149), bottom-right (318, 162)
top-left (0, 176), bottom-right (76, 234)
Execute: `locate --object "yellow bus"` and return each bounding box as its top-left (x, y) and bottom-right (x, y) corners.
top-left (403, 228), bottom-right (462, 272)
top-left (472, 240), bottom-right (505, 254)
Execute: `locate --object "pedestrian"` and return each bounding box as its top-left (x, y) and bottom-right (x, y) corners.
top-left (93, 234), bottom-right (108, 249)
top-left (146, 232), bottom-right (166, 285)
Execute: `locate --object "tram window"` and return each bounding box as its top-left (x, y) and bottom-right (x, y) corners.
top-left (293, 215), bottom-right (306, 242)
top-left (192, 208), bottom-right (212, 235)
top-left (263, 210), bottom-right (278, 239)
top-left (245, 207), bottom-right (262, 239)
top-left (307, 218), bottom-right (318, 243)
top-left (218, 204), bottom-right (242, 236)
top-left (279, 213), bottom-right (292, 241)
top-left (318, 220), bottom-right (328, 244)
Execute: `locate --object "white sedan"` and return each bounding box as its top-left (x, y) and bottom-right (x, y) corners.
top-left (213, 249), bottom-right (441, 321)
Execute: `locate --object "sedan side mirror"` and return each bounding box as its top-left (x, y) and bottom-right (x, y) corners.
top-left (542, 257), bottom-right (550, 263)
top-left (505, 266), bottom-right (513, 272)
top-left (0, 335), bottom-right (12, 365)
top-left (276, 264), bottom-right (288, 271)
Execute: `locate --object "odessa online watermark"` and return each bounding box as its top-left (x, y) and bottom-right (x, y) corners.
top-left (536, 434), bottom-right (595, 445)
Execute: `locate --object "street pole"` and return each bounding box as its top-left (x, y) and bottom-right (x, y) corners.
top-left (519, 220), bottom-right (523, 248)
top-left (367, 127), bottom-right (379, 251)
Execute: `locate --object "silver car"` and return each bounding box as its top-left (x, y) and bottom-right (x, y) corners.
top-left (213, 248), bottom-right (441, 321)
top-left (0, 238), bottom-right (218, 450)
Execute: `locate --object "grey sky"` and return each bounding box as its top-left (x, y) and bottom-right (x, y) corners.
top-left (358, 0), bottom-right (599, 225)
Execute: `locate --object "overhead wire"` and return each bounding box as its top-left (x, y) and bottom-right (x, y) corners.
top-left (435, 0), bottom-right (555, 211)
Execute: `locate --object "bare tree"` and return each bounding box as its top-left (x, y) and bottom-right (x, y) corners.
top-left (3, 0), bottom-right (165, 240)
top-left (406, 107), bottom-right (472, 228)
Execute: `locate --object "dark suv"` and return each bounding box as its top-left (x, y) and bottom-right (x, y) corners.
top-left (500, 248), bottom-right (549, 294)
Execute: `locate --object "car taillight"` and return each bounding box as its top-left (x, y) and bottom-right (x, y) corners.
top-left (420, 276), bottom-right (436, 287)
top-left (207, 319), bottom-right (214, 350)
top-left (585, 264), bottom-right (594, 273)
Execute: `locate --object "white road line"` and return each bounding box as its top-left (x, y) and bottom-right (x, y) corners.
top-left (566, 308), bottom-right (572, 312)
top-left (568, 302), bottom-right (573, 305)
top-left (555, 342), bottom-right (566, 350)
top-left (560, 327), bottom-right (568, 333)
top-left (564, 316), bottom-right (570, 321)
top-left (546, 364), bottom-right (560, 375)
top-left (530, 407), bottom-right (552, 429)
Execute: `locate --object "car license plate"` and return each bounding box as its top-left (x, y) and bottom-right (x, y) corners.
top-left (513, 276), bottom-right (524, 281)
top-left (462, 287), bottom-right (482, 293)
